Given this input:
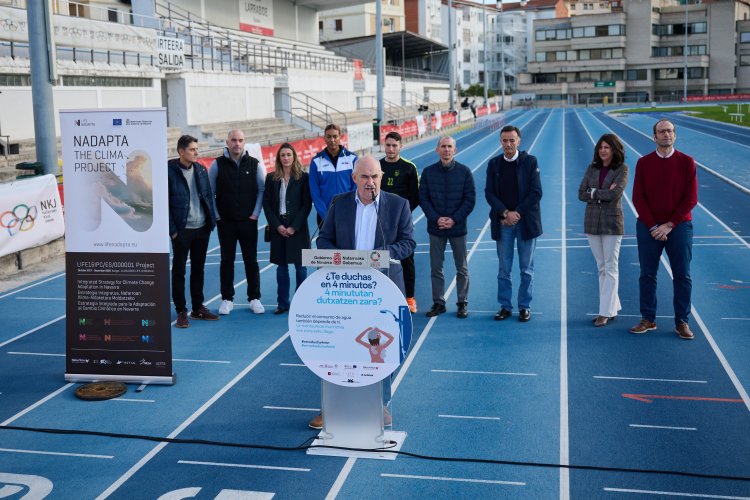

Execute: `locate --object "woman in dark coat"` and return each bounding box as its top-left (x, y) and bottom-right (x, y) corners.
top-left (577, 133), bottom-right (629, 328)
top-left (263, 143), bottom-right (312, 314)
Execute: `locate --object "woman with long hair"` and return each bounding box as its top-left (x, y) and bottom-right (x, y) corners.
top-left (578, 133), bottom-right (630, 327)
top-left (262, 143), bottom-right (312, 314)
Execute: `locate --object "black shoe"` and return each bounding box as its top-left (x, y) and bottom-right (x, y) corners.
top-left (494, 309), bottom-right (512, 321)
top-left (274, 307), bottom-right (289, 315)
top-left (426, 303), bottom-right (447, 317)
top-left (457, 303), bottom-right (468, 318)
top-left (519, 309), bottom-right (531, 322)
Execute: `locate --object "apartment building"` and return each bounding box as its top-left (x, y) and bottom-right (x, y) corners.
top-left (319, 0), bottom-right (406, 42)
top-left (518, 0), bottom-right (750, 103)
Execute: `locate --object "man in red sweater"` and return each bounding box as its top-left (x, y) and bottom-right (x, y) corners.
top-left (630, 119), bottom-right (698, 339)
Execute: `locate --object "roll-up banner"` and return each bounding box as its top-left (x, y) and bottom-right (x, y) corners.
top-left (60, 108), bottom-right (174, 385)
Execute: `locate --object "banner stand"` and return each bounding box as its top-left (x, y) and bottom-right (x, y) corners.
top-left (64, 374), bottom-right (175, 385)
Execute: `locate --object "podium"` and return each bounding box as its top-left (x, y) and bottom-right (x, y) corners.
top-left (296, 249), bottom-right (408, 459)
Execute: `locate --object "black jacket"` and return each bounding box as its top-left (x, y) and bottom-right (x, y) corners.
top-left (167, 159), bottom-right (216, 236)
top-left (418, 160), bottom-right (476, 237)
top-left (262, 172), bottom-right (313, 265)
top-left (214, 152), bottom-right (259, 220)
top-left (485, 151), bottom-right (543, 241)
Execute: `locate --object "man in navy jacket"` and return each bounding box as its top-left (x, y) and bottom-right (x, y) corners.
top-left (419, 136), bottom-right (476, 318)
top-left (485, 125), bottom-right (543, 322)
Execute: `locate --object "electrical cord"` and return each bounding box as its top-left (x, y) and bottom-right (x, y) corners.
top-left (2, 424), bottom-right (749, 482)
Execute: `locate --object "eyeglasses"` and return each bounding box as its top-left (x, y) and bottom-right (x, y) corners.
top-left (656, 129), bottom-right (674, 135)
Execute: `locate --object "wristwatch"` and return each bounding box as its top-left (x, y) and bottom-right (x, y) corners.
top-left (500, 211), bottom-right (508, 220)
top-left (667, 222), bottom-right (674, 228)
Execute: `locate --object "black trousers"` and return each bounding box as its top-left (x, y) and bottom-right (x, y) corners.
top-left (171, 223), bottom-right (211, 313)
top-left (401, 252), bottom-right (416, 298)
top-left (217, 218), bottom-right (261, 301)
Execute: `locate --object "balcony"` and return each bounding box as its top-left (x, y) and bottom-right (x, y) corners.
top-left (647, 55), bottom-right (709, 68)
top-left (528, 58), bottom-right (626, 73)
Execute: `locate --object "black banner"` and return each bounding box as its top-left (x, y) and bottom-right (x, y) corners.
top-left (65, 252), bottom-right (172, 379)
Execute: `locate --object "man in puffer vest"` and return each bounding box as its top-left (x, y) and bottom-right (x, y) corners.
top-left (208, 130), bottom-right (266, 316)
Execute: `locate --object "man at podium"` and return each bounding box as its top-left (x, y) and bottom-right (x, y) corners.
top-left (316, 156), bottom-right (416, 297)
top-left (309, 155), bottom-right (416, 430)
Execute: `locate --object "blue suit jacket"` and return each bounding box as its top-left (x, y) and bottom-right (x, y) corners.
top-left (317, 190), bottom-right (416, 296)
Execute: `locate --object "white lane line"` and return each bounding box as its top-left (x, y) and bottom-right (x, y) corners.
top-left (664, 115), bottom-right (750, 149)
top-left (0, 448), bottom-right (113, 459)
top-left (412, 213), bottom-right (425, 225)
top-left (560, 109), bottom-right (570, 500)
top-left (432, 369), bottom-right (537, 376)
top-left (112, 399), bottom-right (155, 403)
top-left (325, 457), bottom-right (357, 500)
top-left (1, 383), bottom-right (75, 426)
top-left (582, 109), bottom-right (750, 416)
top-left (594, 376), bottom-right (707, 384)
top-left (722, 318), bottom-right (750, 320)
top-left (382, 474), bottom-right (525, 486)
top-left (629, 424), bottom-right (696, 431)
top-left (94, 332), bottom-right (290, 500)
top-left (170, 263), bottom-right (275, 326)
top-left (0, 273), bottom-right (66, 300)
top-left (279, 363), bottom-right (306, 366)
top-left (173, 359), bottom-right (230, 364)
top-left (586, 314), bottom-right (676, 318)
top-left (0, 315), bottom-right (66, 348)
top-left (7, 352), bottom-right (65, 357)
top-left (603, 487), bottom-right (750, 499)
top-left (15, 297), bottom-right (66, 301)
top-left (438, 415), bottom-right (501, 420)
top-left (178, 460), bottom-right (309, 472)
top-left (263, 406), bottom-right (320, 411)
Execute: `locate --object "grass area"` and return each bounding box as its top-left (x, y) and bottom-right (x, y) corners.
top-left (615, 105), bottom-right (750, 127)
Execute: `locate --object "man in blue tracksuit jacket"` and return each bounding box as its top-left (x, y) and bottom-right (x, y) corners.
top-left (308, 124), bottom-right (357, 227)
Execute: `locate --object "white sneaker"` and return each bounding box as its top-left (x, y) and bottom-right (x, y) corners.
top-left (249, 299), bottom-right (265, 314)
top-left (219, 300), bottom-right (233, 315)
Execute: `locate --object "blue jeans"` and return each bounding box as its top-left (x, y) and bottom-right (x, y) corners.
top-left (276, 216), bottom-right (307, 309)
top-left (496, 223), bottom-right (537, 311)
top-left (636, 220), bottom-right (693, 326)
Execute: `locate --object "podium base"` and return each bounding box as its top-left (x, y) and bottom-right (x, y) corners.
top-left (307, 430), bottom-right (407, 460)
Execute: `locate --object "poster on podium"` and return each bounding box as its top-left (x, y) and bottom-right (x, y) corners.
top-left (60, 108), bottom-right (173, 385)
top-left (289, 267), bottom-right (412, 387)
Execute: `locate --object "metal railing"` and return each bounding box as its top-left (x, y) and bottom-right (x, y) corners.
top-left (357, 96), bottom-right (405, 125)
top-left (404, 91), bottom-right (438, 113)
top-left (289, 92), bottom-right (347, 130)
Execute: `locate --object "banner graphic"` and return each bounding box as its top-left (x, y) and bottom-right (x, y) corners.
top-left (683, 94), bottom-right (750, 102)
top-left (0, 175), bottom-right (65, 259)
top-left (60, 108), bottom-right (172, 383)
top-left (289, 267), bottom-right (412, 387)
top-left (239, 0), bottom-right (274, 36)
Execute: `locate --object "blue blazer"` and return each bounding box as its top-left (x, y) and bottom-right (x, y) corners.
top-left (317, 190), bottom-right (416, 297)
top-left (485, 151), bottom-right (543, 241)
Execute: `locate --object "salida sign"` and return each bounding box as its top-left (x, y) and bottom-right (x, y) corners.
top-left (157, 36), bottom-right (184, 68)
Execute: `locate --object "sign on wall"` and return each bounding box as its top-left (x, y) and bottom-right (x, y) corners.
top-left (0, 6), bottom-right (157, 54)
top-left (0, 175), bottom-right (65, 259)
top-left (59, 108), bottom-right (173, 385)
top-left (346, 123), bottom-right (374, 153)
top-left (239, 0), bottom-right (274, 36)
top-left (156, 36), bottom-right (184, 68)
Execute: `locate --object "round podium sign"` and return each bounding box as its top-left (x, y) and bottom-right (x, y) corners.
top-left (289, 267), bottom-right (412, 387)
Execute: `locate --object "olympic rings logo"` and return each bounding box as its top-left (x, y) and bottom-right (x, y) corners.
top-left (0, 204), bottom-right (37, 236)
top-left (1, 19), bottom-right (18, 32)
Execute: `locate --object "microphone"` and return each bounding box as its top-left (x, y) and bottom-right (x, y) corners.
top-left (372, 190), bottom-right (389, 279)
top-left (310, 193), bottom-right (343, 245)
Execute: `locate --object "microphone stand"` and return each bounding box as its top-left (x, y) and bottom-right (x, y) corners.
top-left (309, 193), bottom-right (343, 245)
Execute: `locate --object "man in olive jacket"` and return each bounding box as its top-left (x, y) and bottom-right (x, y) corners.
top-left (485, 125), bottom-right (543, 323)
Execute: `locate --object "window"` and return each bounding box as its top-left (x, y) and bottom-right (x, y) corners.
top-left (534, 27), bottom-right (571, 41)
top-left (108, 9), bottom-right (118, 22)
top-left (651, 45), bottom-right (706, 57)
top-left (579, 71), bottom-right (601, 82)
top-left (570, 4), bottom-right (575, 9)
top-left (431, 24), bottom-right (441, 40)
top-left (556, 51), bottom-right (566, 61)
top-left (464, 70), bottom-right (471, 84)
top-left (479, 70), bottom-right (484, 83)
top-left (536, 30), bottom-right (545, 41)
top-left (652, 6), bottom-right (661, 13)
top-left (319, 21), bottom-right (323, 34)
top-left (464, 29), bottom-right (471, 42)
top-left (601, 70), bottom-right (624, 81)
top-left (567, 50), bottom-right (577, 60)
top-left (478, 50), bottom-right (484, 62)
top-left (533, 73), bottom-right (556, 83)
top-left (335, 19), bottom-right (342, 32)
top-left (557, 72), bottom-right (575, 82)
top-left (657, 22), bottom-right (707, 36)
top-left (608, 24), bottom-right (623, 36)
top-left (388, 18), bottom-right (395, 32)
top-left (464, 49), bottom-right (471, 63)
top-left (741, 54), bottom-right (750, 66)
top-left (652, 24), bottom-right (659, 36)
top-left (538, 94), bottom-right (567, 100)
top-left (709, 89), bottom-right (732, 95)
top-left (654, 67), bottom-right (704, 79)
top-left (626, 69), bottom-right (647, 80)
top-left (688, 67), bottom-right (704, 78)
top-left (61, 76), bottom-right (153, 87)
top-left (536, 52), bottom-right (546, 62)
top-left (0, 74), bottom-right (31, 86)
top-left (741, 32), bottom-right (750, 43)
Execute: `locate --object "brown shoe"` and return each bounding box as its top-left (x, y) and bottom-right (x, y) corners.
top-left (630, 318), bottom-right (656, 334)
top-left (384, 407), bottom-right (392, 427)
top-left (309, 413), bottom-right (323, 430)
top-left (176, 310), bottom-right (189, 328)
top-left (594, 316), bottom-right (609, 327)
top-left (676, 323), bottom-right (694, 340)
top-left (191, 306), bottom-right (219, 321)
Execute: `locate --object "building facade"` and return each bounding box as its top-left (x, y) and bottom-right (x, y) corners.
top-left (318, 0), bottom-right (406, 42)
top-left (518, 0), bottom-right (750, 103)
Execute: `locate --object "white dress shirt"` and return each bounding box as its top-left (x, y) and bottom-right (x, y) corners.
top-left (355, 191), bottom-right (380, 250)
top-left (279, 178), bottom-right (288, 215)
top-left (503, 150), bottom-right (519, 162)
top-left (655, 148), bottom-right (675, 158)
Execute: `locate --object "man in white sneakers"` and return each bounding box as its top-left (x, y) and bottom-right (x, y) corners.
top-left (209, 130), bottom-right (266, 315)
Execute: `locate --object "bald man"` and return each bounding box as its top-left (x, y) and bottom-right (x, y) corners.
top-left (208, 130), bottom-right (266, 315)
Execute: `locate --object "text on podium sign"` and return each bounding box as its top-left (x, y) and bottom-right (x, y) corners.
top-left (302, 249), bottom-right (390, 269)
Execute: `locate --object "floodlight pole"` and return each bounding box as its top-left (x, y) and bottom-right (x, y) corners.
top-left (376, 0), bottom-right (384, 127)
top-left (483, 0), bottom-right (488, 106)
top-left (683, 0), bottom-right (688, 102)
top-left (498, 0), bottom-right (506, 110)
top-left (449, 0), bottom-right (454, 111)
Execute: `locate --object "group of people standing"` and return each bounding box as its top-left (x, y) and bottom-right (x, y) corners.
top-left (167, 116), bottom-right (698, 343)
